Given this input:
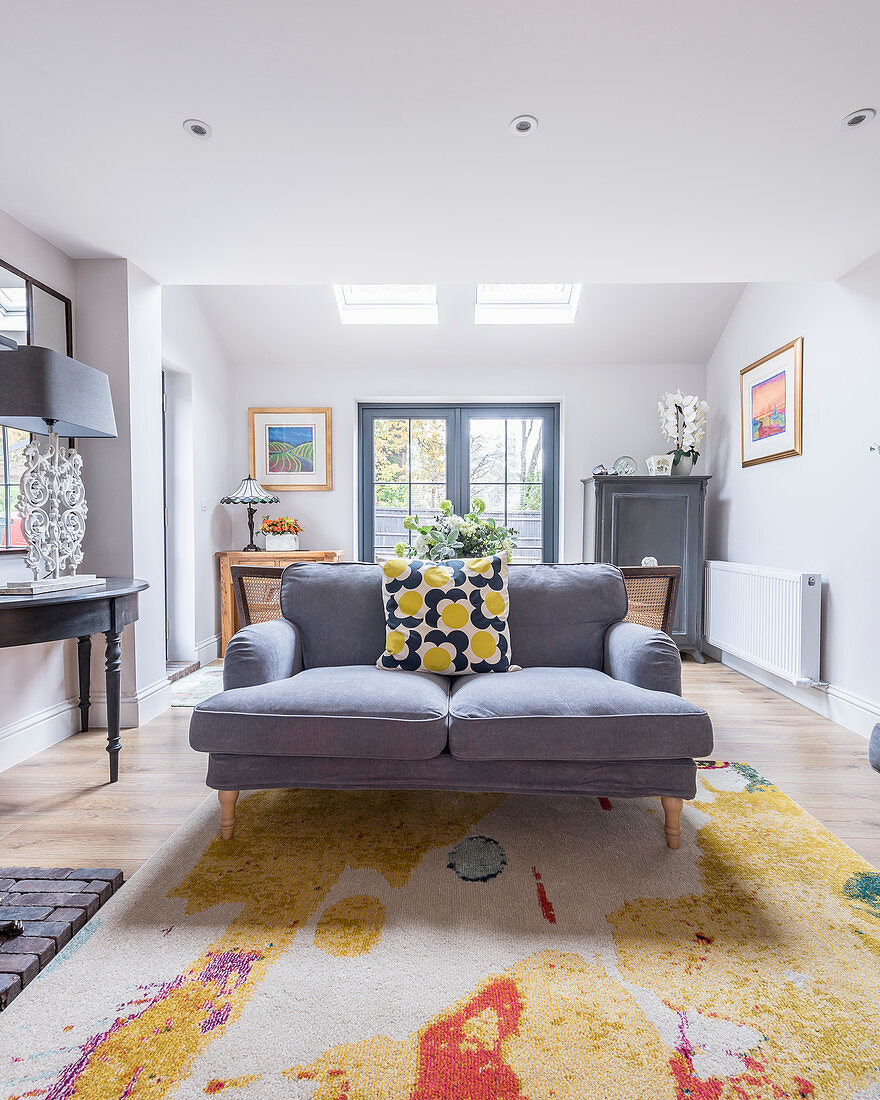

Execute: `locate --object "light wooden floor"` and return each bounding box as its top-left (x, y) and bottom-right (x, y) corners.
top-left (0, 658), bottom-right (877, 876)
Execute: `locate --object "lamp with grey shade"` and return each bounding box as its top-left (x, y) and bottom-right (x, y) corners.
top-left (0, 345), bottom-right (117, 593)
top-left (221, 476), bottom-right (280, 551)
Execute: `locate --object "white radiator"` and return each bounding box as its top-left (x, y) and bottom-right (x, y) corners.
top-left (704, 561), bottom-right (821, 685)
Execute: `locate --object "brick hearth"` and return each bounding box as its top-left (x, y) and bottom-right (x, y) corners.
top-left (0, 867), bottom-right (123, 1008)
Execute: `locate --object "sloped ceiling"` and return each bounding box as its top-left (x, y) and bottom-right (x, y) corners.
top-left (192, 283), bottom-right (744, 365)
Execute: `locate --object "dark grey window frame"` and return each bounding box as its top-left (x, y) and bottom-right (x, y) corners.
top-left (358, 402), bottom-right (560, 563)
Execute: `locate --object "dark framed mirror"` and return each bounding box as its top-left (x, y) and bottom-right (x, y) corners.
top-left (0, 258), bottom-right (73, 553)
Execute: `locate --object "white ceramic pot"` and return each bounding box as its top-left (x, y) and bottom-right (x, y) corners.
top-left (646, 454), bottom-right (673, 475)
top-left (265, 532), bottom-right (300, 551)
top-left (671, 454), bottom-right (694, 476)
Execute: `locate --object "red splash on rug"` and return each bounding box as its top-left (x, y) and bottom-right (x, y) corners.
top-left (410, 978), bottom-right (528, 1099)
top-left (669, 1046), bottom-right (816, 1099)
top-left (531, 866), bottom-right (556, 924)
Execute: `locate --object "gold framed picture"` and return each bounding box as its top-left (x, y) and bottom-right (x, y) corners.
top-left (248, 407), bottom-right (332, 491)
top-left (740, 338), bottom-right (803, 467)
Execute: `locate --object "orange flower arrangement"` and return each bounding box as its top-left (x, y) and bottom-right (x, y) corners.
top-left (260, 516), bottom-right (303, 536)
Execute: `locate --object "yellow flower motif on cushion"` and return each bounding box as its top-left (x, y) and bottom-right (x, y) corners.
top-left (398, 591), bottom-right (423, 616)
top-left (383, 558), bottom-right (408, 579)
top-left (424, 566), bottom-right (452, 588)
top-left (423, 647), bottom-right (452, 672)
top-left (441, 603), bottom-right (469, 629)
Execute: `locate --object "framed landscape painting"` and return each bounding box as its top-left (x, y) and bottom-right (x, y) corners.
top-left (249, 407), bottom-right (332, 491)
top-left (740, 337), bottom-right (803, 467)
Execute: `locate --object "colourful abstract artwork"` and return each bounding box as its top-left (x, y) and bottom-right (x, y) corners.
top-left (267, 424), bottom-right (314, 473)
top-left (751, 370), bottom-right (786, 441)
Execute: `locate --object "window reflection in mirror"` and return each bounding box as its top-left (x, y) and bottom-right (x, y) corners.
top-left (0, 264), bottom-right (27, 347)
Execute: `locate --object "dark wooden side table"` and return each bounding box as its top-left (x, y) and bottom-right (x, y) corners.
top-left (0, 579), bottom-right (148, 782)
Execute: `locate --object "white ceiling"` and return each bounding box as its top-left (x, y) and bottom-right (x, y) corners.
top-left (193, 283), bottom-right (744, 365)
top-left (2, 0), bottom-right (879, 285)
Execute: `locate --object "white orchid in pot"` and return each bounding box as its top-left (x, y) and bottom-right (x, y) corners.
top-left (658, 390), bottom-right (708, 474)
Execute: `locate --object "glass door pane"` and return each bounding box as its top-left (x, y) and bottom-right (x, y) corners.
top-left (371, 416), bottom-right (447, 560)
top-left (469, 415), bottom-right (545, 563)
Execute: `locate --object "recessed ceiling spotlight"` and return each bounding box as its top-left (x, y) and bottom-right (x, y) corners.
top-left (510, 114), bottom-right (538, 136)
top-left (841, 108), bottom-right (875, 129)
top-left (183, 118), bottom-right (213, 139)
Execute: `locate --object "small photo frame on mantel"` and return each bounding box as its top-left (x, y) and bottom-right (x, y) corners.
top-left (249, 407), bottom-right (332, 491)
top-left (740, 337), bottom-right (803, 468)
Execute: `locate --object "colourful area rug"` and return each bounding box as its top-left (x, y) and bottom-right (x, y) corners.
top-left (170, 666), bottom-right (224, 707)
top-left (1, 763), bottom-right (879, 1098)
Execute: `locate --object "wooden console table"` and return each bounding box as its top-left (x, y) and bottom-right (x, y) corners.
top-left (217, 550), bottom-right (342, 652)
top-left (0, 578), bottom-right (148, 782)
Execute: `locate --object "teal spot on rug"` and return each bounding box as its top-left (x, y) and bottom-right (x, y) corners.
top-left (843, 872), bottom-right (880, 919)
top-left (730, 762), bottom-right (774, 793)
top-left (42, 917), bottom-right (103, 974)
top-left (448, 836), bottom-right (506, 882)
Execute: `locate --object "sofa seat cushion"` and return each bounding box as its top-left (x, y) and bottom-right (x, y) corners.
top-left (190, 666), bottom-right (450, 759)
top-left (448, 666), bottom-right (712, 762)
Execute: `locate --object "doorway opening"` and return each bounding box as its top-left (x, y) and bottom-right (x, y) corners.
top-left (162, 364), bottom-right (197, 677)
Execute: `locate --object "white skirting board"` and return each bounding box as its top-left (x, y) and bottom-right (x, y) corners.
top-left (0, 698), bottom-right (80, 773)
top-left (88, 675), bottom-right (173, 730)
top-left (0, 677), bottom-right (174, 774)
top-left (196, 633), bottom-right (221, 666)
top-left (703, 642), bottom-right (880, 739)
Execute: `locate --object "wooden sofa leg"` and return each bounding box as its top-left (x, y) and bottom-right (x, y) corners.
top-left (660, 796), bottom-right (683, 850)
top-left (218, 789), bottom-right (239, 840)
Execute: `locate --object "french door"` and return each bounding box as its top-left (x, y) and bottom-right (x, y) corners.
top-left (359, 403), bottom-right (559, 563)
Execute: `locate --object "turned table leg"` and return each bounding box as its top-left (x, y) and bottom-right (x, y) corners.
top-left (218, 790), bottom-right (240, 840)
top-left (104, 629), bottom-right (122, 783)
top-left (660, 796), bottom-right (683, 849)
top-left (77, 635), bottom-right (92, 732)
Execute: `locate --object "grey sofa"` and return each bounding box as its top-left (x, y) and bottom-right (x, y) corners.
top-left (189, 562), bottom-right (713, 847)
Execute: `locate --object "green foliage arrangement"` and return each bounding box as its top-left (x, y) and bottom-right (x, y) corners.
top-left (393, 498), bottom-right (517, 562)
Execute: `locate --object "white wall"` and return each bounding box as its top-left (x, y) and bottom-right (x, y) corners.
top-left (704, 256), bottom-right (880, 736)
top-left (161, 286), bottom-right (234, 663)
top-left (163, 368), bottom-right (196, 662)
top-left (0, 211), bottom-right (79, 769)
top-left (216, 287), bottom-right (709, 563)
top-left (77, 259), bottom-right (170, 726)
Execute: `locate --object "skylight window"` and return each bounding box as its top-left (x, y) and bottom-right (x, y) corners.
top-left (0, 287), bottom-right (26, 317)
top-left (474, 283), bottom-right (582, 325)
top-left (333, 284), bottom-right (438, 325)
top-left (0, 286), bottom-right (27, 332)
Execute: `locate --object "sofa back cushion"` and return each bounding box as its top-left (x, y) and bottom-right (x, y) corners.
top-left (281, 563), bottom-right (386, 668)
top-left (507, 563), bottom-right (627, 669)
top-left (282, 560), bottom-right (627, 670)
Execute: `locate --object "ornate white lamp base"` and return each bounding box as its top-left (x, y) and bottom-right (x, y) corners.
top-left (0, 433), bottom-right (106, 597)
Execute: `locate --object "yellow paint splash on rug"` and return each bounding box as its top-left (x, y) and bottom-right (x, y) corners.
top-left (285, 950), bottom-right (676, 1099)
top-left (57, 788), bottom-right (503, 1099)
top-left (314, 895), bottom-right (386, 956)
top-left (607, 772), bottom-right (880, 1097)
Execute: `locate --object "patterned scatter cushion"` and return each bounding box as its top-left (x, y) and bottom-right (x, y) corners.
top-left (377, 553), bottom-right (519, 675)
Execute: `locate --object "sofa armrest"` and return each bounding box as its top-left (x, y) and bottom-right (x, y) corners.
top-left (604, 620), bottom-right (682, 696)
top-left (223, 619), bottom-right (302, 690)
